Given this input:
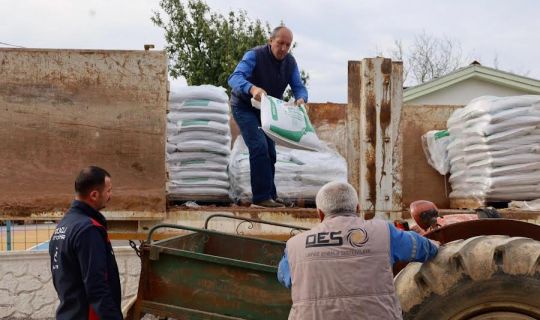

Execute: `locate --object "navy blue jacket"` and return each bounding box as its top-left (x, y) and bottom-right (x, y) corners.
top-left (49, 200), bottom-right (122, 320)
top-left (229, 44), bottom-right (308, 108)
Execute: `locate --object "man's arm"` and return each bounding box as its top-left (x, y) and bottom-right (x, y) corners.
top-left (289, 63), bottom-right (308, 104)
top-left (228, 50), bottom-right (257, 96)
top-left (277, 248), bottom-right (292, 289)
top-left (76, 227), bottom-right (123, 320)
top-left (388, 222), bottom-right (438, 264)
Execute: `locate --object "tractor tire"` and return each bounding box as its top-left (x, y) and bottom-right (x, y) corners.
top-left (394, 235), bottom-right (540, 320)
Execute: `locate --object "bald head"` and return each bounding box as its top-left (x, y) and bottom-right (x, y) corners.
top-left (270, 26), bottom-right (293, 39)
top-left (315, 181), bottom-right (359, 216)
top-left (269, 26), bottom-right (293, 61)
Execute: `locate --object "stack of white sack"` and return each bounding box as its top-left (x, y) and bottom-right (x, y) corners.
top-left (229, 136), bottom-right (348, 202)
top-left (447, 95), bottom-right (540, 201)
top-left (166, 85), bottom-right (231, 199)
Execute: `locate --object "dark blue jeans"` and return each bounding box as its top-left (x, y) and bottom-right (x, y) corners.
top-left (232, 105), bottom-right (277, 203)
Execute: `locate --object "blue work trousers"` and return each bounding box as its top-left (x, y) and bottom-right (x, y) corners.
top-left (232, 105), bottom-right (277, 203)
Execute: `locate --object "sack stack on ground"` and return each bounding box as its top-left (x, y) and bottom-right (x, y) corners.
top-left (229, 136), bottom-right (348, 203)
top-left (166, 85), bottom-right (232, 200)
top-left (446, 95), bottom-right (540, 201)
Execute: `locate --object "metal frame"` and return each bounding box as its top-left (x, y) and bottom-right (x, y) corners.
top-left (132, 222), bottom-right (293, 320)
top-left (146, 223), bottom-right (286, 245)
top-left (204, 213), bottom-right (309, 237)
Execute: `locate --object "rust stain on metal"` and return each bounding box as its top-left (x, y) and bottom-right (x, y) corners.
top-left (380, 59), bottom-right (392, 134)
top-left (0, 48), bottom-right (168, 214)
top-left (364, 60), bottom-right (377, 209)
top-left (173, 205), bottom-right (318, 220)
top-left (378, 60), bottom-right (393, 202)
top-left (381, 58), bottom-right (392, 74)
top-left (401, 104), bottom-right (462, 209)
top-left (305, 103), bottom-right (346, 125)
top-left (347, 61), bottom-right (362, 190)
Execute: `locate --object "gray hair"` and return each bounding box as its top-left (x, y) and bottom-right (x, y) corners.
top-left (270, 25), bottom-right (291, 39)
top-left (315, 181), bottom-right (359, 216)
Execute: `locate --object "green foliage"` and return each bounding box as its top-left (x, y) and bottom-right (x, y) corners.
top-left (152, 0), bottom-right (309, 97)
top-left (151, 0), bottom-right (266, 90)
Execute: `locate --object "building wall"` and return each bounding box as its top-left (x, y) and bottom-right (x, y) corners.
top-left (0, 248), bottom-right (140, 319)
top-left (406, 78), bottom-right (532, 105)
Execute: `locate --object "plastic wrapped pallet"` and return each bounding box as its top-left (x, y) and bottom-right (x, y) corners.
top-left (446, 95), bottom-right (540, 202)
top-left (229, 136), bottom-right (348, 203)
top-left (166, 85), bottom-right (232, 201)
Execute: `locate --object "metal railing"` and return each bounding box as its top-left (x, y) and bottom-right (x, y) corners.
top-left (0, 220), bottom-right (57, 251)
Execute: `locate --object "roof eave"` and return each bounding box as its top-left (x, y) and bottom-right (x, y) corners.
top-left (404, 65), bottom-right (540, 102)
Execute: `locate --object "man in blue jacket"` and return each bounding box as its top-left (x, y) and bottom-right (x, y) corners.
top-left (277, 181), bottom-right (439, 319)
top-left (228, 25), bottom-right (308, 208)
top-left (49, 166), bottom-right (122, 320)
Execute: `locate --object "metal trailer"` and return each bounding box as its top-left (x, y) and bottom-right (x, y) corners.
top-left (127, 216), bottom-right (540, 320)
top-left (128, 215), bottom-right (308, 319)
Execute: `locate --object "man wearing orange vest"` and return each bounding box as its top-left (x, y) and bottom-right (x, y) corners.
top-left (278, 181), bottom-right (439, 319)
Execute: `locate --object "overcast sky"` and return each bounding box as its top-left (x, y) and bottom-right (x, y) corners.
top-left (1, 0), bottom-right (539, 103)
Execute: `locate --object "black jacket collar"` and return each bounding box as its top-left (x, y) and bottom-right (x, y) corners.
top-left (70, 200), bottom-right (108, 228)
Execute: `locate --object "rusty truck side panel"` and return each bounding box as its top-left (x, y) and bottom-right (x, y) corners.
top-left (0, 48), bottom-right (168, 216)
top-left (401, 104), bottom-right (462, 209)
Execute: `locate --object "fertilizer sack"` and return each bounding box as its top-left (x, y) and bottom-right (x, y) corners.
top-left (260, 95), bottom-right (323, 151)
top-left (422, 130), bottom-right (451, 175)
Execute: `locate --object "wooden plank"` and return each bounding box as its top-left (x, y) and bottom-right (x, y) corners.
top-left (0, 48), bottom-right (168, 215)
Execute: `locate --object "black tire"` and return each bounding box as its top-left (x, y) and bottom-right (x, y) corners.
top-left (395, 235), bottom-right (540, 320)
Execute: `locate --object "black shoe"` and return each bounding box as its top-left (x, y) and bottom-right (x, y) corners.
top-left (251, 199), bottom-right (285, 208)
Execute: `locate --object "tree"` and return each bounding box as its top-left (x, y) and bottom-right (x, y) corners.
top-left (152, 0), bottom-right (309, 96)
top-left (381, 32), bottom-right (467, 85)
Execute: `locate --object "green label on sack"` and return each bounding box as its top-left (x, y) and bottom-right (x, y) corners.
top-left (182, 120), bottom-right (210, 126)
top-left (182, 177), bottom-right (209, 182)
top-left (181, 159), bottom-right (206, 165)
top-left (183, 99), bottom-right (210, 106)
top-left (300, 105), bottom-right (315, 133)
top-left (434, 130), bottom-right (449, 139)
top-left (269, 97), bottom-right (279, 121)
top-left (270, 125), bottom-right (305, 142)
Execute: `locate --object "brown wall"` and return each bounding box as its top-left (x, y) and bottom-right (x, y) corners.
top-left (306, 103), bottom-right (459, 209)
top-left (400, 104), bottom-right (462, 209)
top-left (0, 48), bottom-right (168, 215)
